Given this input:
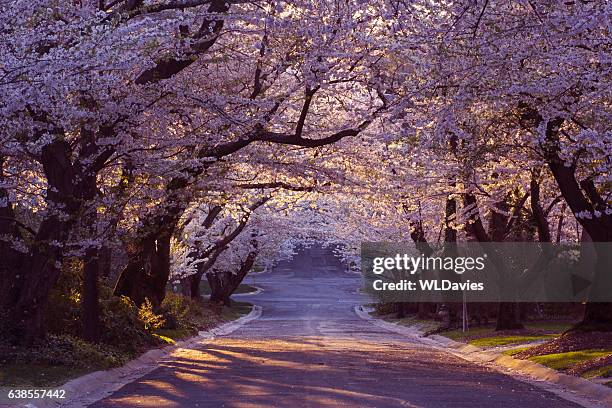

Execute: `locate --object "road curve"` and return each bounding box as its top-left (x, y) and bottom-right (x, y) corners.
top-left (92, 246), bottom-right (582, 408)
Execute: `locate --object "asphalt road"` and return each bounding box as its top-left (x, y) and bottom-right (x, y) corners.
top-left (93, 245), bottom-right (582, 407)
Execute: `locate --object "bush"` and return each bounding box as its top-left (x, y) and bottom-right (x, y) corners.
top-left (99, 295), bottom-right (161, 353)
top-left (160, 293), bottom-right (218, 332)
top-left (44, 258), bottom-right (83, 337)
top-left (138, 298), bottom-right (166, 331)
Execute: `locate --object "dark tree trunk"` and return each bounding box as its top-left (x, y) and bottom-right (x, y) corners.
top-left (98, 246), bottom-right (112, 279)
top-left (79, 132), bottom-right (103, 343)
top-left (113, 189), bottom-right (184, 307)
top-left (578, 303), bottom-right (612, 331)
top-left (9, 140), bottom-right (81, 345)
top-left (575, 244), bottom-right (612, 331)
top-left (207, 272), bottom-right (229, 305)
top-left (114, 229), bottom-right (173, 306)
top-left (11, 240), bottom-right (65, 344)
top-left (417, 302), bottom-right (432, 319)
top-left (0, 157), bottom-right (26, 312)
top-left (179, 270), bottom-right (203, 301)
top-left (396, 302), bottom-right (406, 319)
top-left (82, 249), bottom-right (101, 342)
top-left (534, 116), bottom-right (612, 331)
top-left (442, 193), bottom-right (462, 321)
top-left (495, 302), bottom-right (524, 331)
top-left (207, 251), bottom-right (257, 306)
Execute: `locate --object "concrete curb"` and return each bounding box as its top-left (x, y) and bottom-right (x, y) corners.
top-left (16, 305), bottom-right (262, 408)
top-left (355, 305), bottom-right (612, 408)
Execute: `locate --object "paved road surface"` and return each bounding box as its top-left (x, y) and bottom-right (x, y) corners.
top-left (93, 246), bottom-right (582, 407)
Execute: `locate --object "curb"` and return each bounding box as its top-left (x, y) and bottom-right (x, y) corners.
top-left (354, 305), bottom-right (612, 408)
top-left (14, 305), bottom-right (262, 408)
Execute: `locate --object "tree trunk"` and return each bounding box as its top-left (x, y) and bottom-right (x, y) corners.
top-left (578, 303), bottom-right (612, 331)
top-left (180, 270), bottom-right (204, 301)
top-left (10, 241), bottom-right (64, 344)
top-left (114, 230), bottom-right (173, 306)
top-left (417, 302), bottom-right (431, 319)
top-left (114, 182), bottom-right (188, 306)
top-left (396, 302), bottom-right (406, 319)
top-left (82, 249), bottom-right (101, 342)
top-left (495, 302), bottom-right (524, 330)
top-left (207, 272), bottom-right (229, 305)
top-left (207, 251), bottom-right (257, 306)
top-left (8, 140), bottom-right (81, 345)
top-left (575, 243), bottom-right (612, 331)
top-left (0, 157), bottom-right (26, 313)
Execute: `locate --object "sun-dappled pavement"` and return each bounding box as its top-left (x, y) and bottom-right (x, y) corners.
top-left (92, 246), bottom-right (582, 407)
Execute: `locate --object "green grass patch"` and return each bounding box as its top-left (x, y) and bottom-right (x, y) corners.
top-left (469, 335), bottom-right (554, 348)
top-left (153, 328), bottom-right (195, 341)
top-left (151, 333), bottom-right (176, 345)
top-left (524, 322), bottom-right (573, 332)
top-left (443, 326), bottom-right (495, 341)
top-left (0, 363), bottom-right (93, 387)
top-left (441, 321), bottom-right (571, 344)
top-left (530, 350), bottom-right (612, 371)
top-left (502, 347), bottom-right (532, 356)
top-left (581, 365), bottom-right (612, 379)
top-left (221, 301), bottom-right (253, 321)
top-left (200, 282), bottom-right (258, 296)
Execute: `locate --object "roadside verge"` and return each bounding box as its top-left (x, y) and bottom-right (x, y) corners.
top-left (17, 305), bottom-right (262, 408)
top-left (355, 305), bottom-right (612, 408)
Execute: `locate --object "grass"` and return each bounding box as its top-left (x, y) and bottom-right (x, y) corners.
top-left (469, 334), bottom-right (554, 348)
top-left (153, 328), bottom-right (194, 341)
top-left (0, 364), bottom-right (91, 387)
top-left (221, 301), bottom-right (253, 321)
top-left (1, 299), bottom-right (254, 388)
top-left (502, 347), bottom-right (532, 356)
top-left (581, 365), bottom-right (612, 379)
top-left (524, 322), bottom-right (573, 332)
top-left (443, 326), bottom-right (495, 341)
top-left (529, 349), bottom-right (612, 371)
top-left (441, 321), bottom-right (572, 345)
top-left (200, 282), bottom-right (258, 296)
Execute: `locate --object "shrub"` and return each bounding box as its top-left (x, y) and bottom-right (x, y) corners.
top-left (138, 298), bottom-right (166, 331)
top-left (44, 258), bottom-right (83, 337)
top-left (160, 293), bottom-right (218, 332)
top-left (99, 295), bottom-right (160, 353)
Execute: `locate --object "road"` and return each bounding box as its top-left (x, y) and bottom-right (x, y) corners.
top-left (93, 245), bottom-right (582, 407)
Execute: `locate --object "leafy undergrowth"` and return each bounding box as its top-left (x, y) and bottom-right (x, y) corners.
top-left (576, 361), bottom-right (612, 378)
top-left (0, 291), bottom-right (252, 387)
top-left (442, 323), bottom-right (612, 382)
top-left (508, 331), bottom-right (612, 383)
top-left (514, 331), bottom-right (612, 358)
